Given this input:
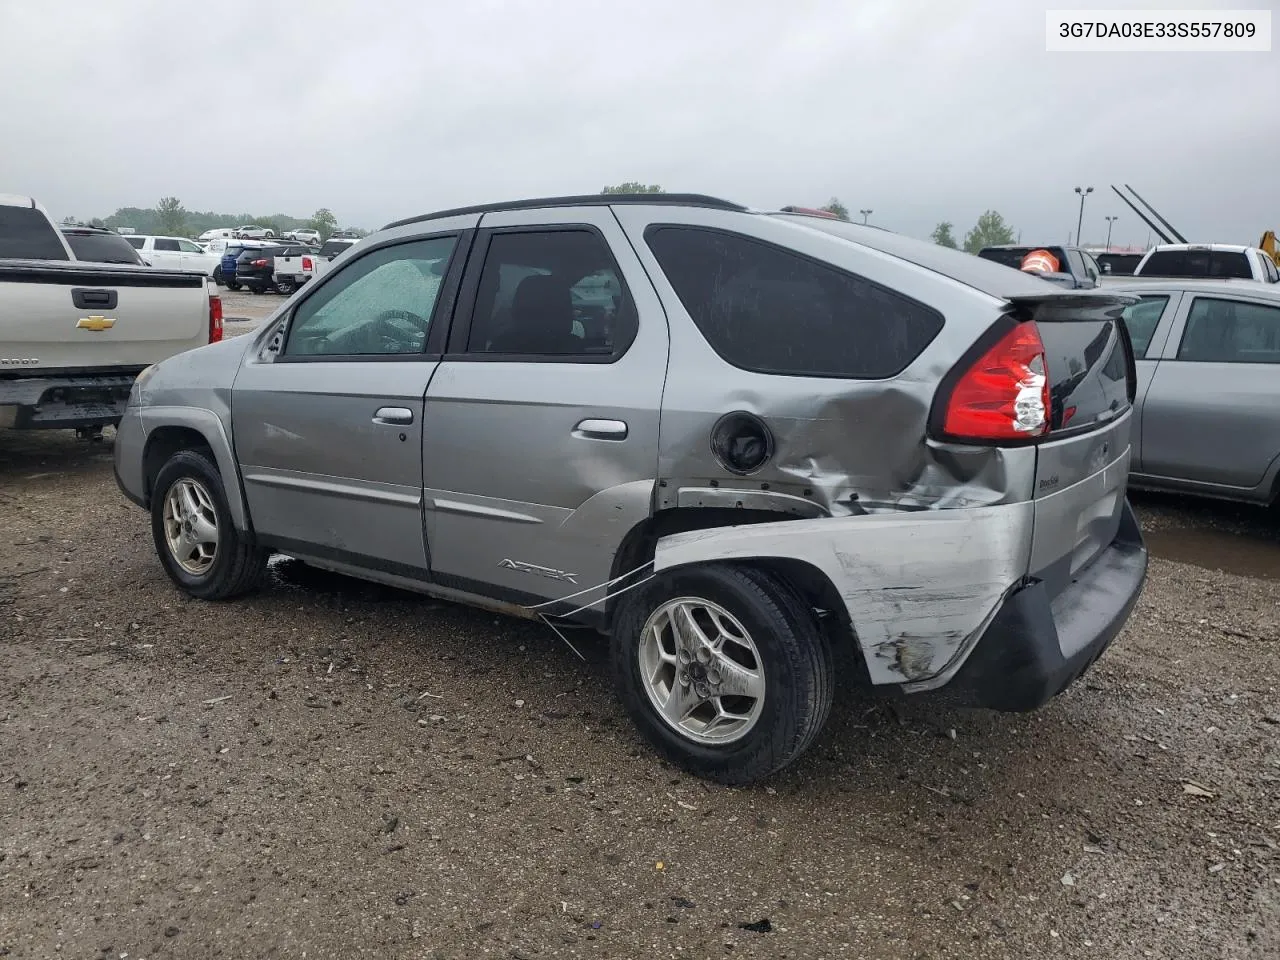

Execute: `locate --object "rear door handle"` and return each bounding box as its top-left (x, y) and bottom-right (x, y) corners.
top-left (373, 407), bottom-right (414, 426)
top-left (573, 418), bottom-right (628, 440)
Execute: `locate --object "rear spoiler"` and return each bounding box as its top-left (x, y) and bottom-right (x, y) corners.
top-left (1002, 288), bottom-right (1138, 310)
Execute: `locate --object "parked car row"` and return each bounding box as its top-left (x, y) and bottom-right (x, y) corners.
top-left (212, 236), bottom-right (361, 294)
top-left (199, 226), bottom-right (324, 243)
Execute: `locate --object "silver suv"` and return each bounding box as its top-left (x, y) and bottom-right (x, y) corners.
top-left (114, 194), bottom-right (1148, 784)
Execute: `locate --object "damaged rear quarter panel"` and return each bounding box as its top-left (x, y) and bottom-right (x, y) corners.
top-left (652, 504), bottom-right (1034, 685)
top-left (608, 208), bottom-right (1047, 685)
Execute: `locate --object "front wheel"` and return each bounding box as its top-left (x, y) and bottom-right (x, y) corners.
top-left (212, 266), bottom-right (224, 285)
top-left (150, 449), bottom-right (268, 600)
top-left (612, 563), bottom-right (833, 785)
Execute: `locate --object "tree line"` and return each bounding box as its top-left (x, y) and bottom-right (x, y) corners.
top-left (599, 185), bottom-right (1018, 252)
top-left (63, 198), bottom-right (365, 241)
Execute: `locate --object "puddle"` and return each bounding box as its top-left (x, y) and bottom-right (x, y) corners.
top-left (1142, 526), bottom-right (1280, 582)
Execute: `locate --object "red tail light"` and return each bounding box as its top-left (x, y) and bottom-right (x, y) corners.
top-left (251, 258), bottom-right (269, 267)
top-left (940, 322), bottom-right (1050, 442)
top-left (302, 256), bottom-right (313, 270)
top-left (209, 293), bottom-right (224, 344)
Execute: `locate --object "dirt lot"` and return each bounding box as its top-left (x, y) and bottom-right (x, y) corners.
top-left (2, 421), bottom-right (1278, 959)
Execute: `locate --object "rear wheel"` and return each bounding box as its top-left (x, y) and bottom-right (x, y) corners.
top-left (248, 284), bottom-right (263, 294)
top-left (275, 277), bottom-right (296, 295)
top-left (225, 280), bottom-right (241, 292)
top-left (612, 563), bottom-right (832, 785)
top-left (150, 449), bottom-right (268, 600)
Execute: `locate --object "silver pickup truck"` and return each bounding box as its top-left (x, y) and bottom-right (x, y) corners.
top-left (1, 195), bottom-right (220, 433)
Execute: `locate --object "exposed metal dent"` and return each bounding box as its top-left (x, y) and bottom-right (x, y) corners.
top-left (653, 503), bottom-right (1034, 686)
top-left (674, 486), bottom-right (827, 518)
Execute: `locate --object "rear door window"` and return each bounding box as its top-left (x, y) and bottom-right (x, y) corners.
top-left (1121, 296), bottom-right (1170, 357)
top-left (0, 205), bottom-right (69, 260)
top-left (464, 230), bottom-right (635, 359)
top-left (153, 238), bottom-right (181, 252)
top-left (645, 225), bottom-right (942, 378)
top-left (1178, 297), bottom-right (1280, 363)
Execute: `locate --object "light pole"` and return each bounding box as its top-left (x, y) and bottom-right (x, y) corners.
top-left (1104, 215), bottom-right (1118, 250)
top-left (1074, 186), bottom-right (1093, 246)
top-left (859, 209), bottom-right (872, 225)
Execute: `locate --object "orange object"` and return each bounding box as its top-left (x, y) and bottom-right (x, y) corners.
top-left (1020, 249), bottom-right (1060, 274)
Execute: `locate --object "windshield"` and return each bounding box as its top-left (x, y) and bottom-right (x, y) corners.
top-left (64, 232), bottom-right (145, 265)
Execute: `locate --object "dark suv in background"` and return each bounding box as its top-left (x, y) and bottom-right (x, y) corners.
top-left (234, 243), bottom-right (312, 293)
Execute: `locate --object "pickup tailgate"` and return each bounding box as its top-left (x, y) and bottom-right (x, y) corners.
top-left (1012, 291), bottom-right (1139, 598)
top-left (0, 260), bottom-right (209, 370)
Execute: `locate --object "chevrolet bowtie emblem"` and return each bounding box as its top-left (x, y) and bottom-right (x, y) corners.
top-left (77, 316), bottom-right (116, 331)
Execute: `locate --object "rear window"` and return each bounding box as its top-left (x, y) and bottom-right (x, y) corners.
top-left (1140, 249), bottom-right (1253, 279)
top-left (977, 246), bottom-right (1070, 271)
top-left (645, 225), bottom-right (943, 379)
top-left (63, 232), bottom-right (145, 265)
top-left (0, 205), bottom-right (69, 260)
top-left (1097, 253), bottom-right (1142, 276)
top-left (320, 240), bottom-right (353, 258)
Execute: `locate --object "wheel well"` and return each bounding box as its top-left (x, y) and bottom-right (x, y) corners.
top-left (607, 508), bottom-right (847, 629)
top-left (142, 426), bottom-right (212, 502)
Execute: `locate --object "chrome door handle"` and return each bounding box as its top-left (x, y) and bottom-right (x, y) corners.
top-left (373, 406), bottom-right (414, 426)
top-left (573, 418), bottom-right (628, 440)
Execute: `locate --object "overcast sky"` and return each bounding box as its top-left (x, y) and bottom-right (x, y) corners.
top-left (1, 0), bottom-right (1275, 247)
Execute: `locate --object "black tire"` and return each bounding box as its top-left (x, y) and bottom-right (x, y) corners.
top-left (248, 284), bottom-right (262, 294)
top-left (275, 278), bottom-right (295, 295)
top-left (226, 280), bottom-right (241, 292)
top-left (212, 266), bottom-right (224, 285)
top-left (612, 563), bottom-right (833, 785)
top-left (150, 448), bottom-right (268, 601)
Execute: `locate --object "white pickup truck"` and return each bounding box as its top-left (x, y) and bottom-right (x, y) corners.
top-left (1100, 243), bottom-right (1280, 286)
top-left (268, 243), bottom-right (320, 295)
top-left (1, 195), bottom-right (221, 435)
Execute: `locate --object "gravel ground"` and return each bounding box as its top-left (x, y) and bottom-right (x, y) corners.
top-left (1, 428), bottom-right (1277, 960)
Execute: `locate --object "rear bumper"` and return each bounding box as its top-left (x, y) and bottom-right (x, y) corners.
top-left (937, 499), bottom-right (1147, 711)
top-left (0, 374), bottom-right (136, 430)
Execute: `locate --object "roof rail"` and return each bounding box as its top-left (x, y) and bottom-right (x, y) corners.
top-left (382, 193), bottom-right (747, 231)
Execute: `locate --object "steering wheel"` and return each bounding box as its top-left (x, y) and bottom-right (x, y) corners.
top-left (370, 308), bottom-right (426, 353)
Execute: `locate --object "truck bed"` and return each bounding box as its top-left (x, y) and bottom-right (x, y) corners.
top-left (0, 259), bottom-right (210, 372)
